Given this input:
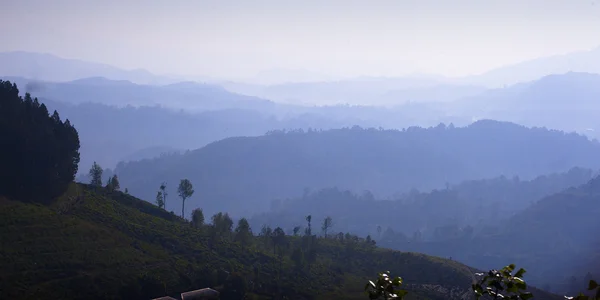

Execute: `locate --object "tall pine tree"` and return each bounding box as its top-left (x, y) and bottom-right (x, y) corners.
top-left (0, 80), bottom-right (80, 202)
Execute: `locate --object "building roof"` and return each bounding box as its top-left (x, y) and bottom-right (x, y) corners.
top-left (181, 288), bottom-right (220, 300)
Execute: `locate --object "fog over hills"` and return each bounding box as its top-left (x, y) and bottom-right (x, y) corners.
top-left (7, 68), bottom-right (600, 173)
top-left (6, 54), bottom-right (600, 177)
top-left (0, 51), bottom-right (182, 85)
top-left (248, 167), bottom-right (599, 291)
top-left (222, 77), bottom-right (488, 106)
top-left (4, 75), bottom-right (281, 113)
top-left (459, 46), bottom-right (600, 87)
top-left (113, 121), bottom-right (600, 218)
top-left (5, 1), bottom-right (600, 299)
top-left (446, 72), bottom-right (600, 139)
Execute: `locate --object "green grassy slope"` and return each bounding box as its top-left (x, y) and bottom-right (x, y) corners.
top-left (0, 183), bottom-right (484, 300)
top-left (0, 183), bottom-right (561, 300)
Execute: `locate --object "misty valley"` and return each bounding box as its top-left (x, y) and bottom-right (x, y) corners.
top-left (3, 6), bottom-right (600, 299)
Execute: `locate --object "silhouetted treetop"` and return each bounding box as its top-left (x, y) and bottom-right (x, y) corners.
top-left (0, 80), bottom-right (80, 202)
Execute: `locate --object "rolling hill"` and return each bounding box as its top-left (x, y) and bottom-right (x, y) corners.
top-left (222, 76), bottom-right (486, 106)
top-left (446, 72), bottom-right (600, 140)
top-left (247, 167), bottom-right (596, 241)
top-left (4, 76), bottom-right (280, 113)
top-left (380, 176), bottom-right (600, 294)
top-left (0, 183), bottom-right (492, 300)
top-left (34, 96), bottom-right (366, 171)
top-left (114, 120), bottom-right (600, 217)
top-left (0, 51), bottom-right (178, 85)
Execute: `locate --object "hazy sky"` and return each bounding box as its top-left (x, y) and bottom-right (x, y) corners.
top-left (2, 0), bottom-right (600, 79)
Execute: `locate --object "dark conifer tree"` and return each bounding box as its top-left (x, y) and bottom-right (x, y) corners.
top-left (0, 80), bottom-right (80, 202)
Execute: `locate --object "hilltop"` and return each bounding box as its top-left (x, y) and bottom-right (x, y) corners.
top-left (3, 75), bottom-right (278, 112)
top-left (0, 183), bottom-right (488, 300)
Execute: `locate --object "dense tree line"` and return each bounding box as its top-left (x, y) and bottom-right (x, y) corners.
top-left (0, 80), bottom-right (80, 202)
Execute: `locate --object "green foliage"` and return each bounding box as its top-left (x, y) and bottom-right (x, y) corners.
top-left (234, 218), bottom-right (252, 248)
top-left (472, 264), bottom-right (533, 300)
top-left (191, 208), bottom-right (205, 228)
top-left (1, 183), bottom-right (486, 299)
top-left (271, 227), bottom-right (286, 255)
top-left (177, 178), bottom-right (194, 218)
top-left (221, 272), bottom-right (248, 299)
top-left (0, 80), bottom-right (80, 203)
top-left (110, 174), bottom-right (120, 191)
top-left (89, 161), bottom-right (103, 187)
top-left (156, 190), bottom-right (165, 209)
top-left (211, 212), bottom-right (233, 235)
top-left (105, 174), bottom-right (120, 192)
top-left (365, 271), bottom-right (408, 300)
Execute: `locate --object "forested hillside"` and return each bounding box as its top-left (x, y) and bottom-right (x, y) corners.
top-left (115, 122), bottom-right (600, 217)
top-left (249, 167), bottom-right (595, 239)
top-left (399, 176), bottom-right (600, 295)
top-left (249, 170), bottom-right (600, 295)
top-left (2, 181), bottom-right (571, 300)
top-left (0, 182), bottom-right (487, 300)
top-left (248, 168), bottom-right (599, 294)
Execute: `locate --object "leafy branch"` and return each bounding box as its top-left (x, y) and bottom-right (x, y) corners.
top-left (365, 271), bottom-right (408, 300)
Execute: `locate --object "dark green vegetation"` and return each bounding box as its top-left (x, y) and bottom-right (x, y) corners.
top-left (114, 122), bottom-right (600, 217)
top-left (252, 173), bottom-right (600, 295)
top-left (0, 80), bottom-right (80, 203)
top-left (1, 183), bottom-right (486, 300)
top-left (365, 270), bottom-right (408, 299)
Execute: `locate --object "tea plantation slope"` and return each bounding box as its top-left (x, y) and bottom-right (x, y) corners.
top-left (0, 183), bottom-right (520, 299)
